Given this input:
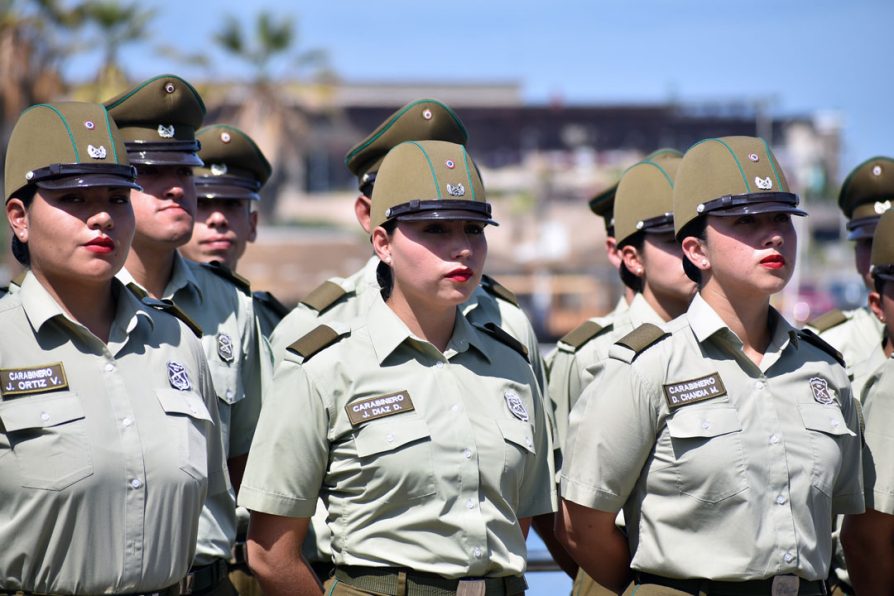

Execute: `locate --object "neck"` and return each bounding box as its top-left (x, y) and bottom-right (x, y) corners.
top-left (699, 280), bottom-right (771, 365)
top-left (386, 291), bottom-right (457, 352)
top-left (33, 271), bottom-right (116, 343)
top-left (125, 241), bottom-right (177, 299)
top-left (623, 286), bottom-right (636, 305)
top-left (642, 286), bottom-right (690, 322)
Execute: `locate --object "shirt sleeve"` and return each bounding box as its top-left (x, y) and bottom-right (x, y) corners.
top-left (516, 379), bottom-right (558, 517)
top-left (546, 348), bottom-right (581, 456)
top-left (238, 355), bottom-right (329, 518)
top-left (861, 365), bottom-right (894, 514)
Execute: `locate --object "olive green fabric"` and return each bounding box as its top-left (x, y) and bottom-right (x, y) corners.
top-left (613, 156), bottom-right (681, 245)
top-left (105, 74), bottom-right (205, 166)
top-left (871, 210), bottom-right (894, 270)
top-left (369, 140), bottom-right (489, 230)
top-left (194, 125), bottom-right (271, 201)
top-left (4, 102), bottom-right (135, 201)
top-left (345, 99), bottom-right (468, 182)
top-left (673, 136), bottom-right (793, 236)
top-left (838, 156), bottom-right (894, 219)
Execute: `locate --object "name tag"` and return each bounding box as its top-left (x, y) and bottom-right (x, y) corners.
top-left (663, 372), bottom-right (727, 410)
top-left (1, 363), bottom-right (69, 398)
top-left (346, 390), bottom-right (415, 427)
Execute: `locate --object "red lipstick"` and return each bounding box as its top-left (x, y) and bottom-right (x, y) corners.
top-left (446, 267), bottom-right (473, 282)
top-left (760, 254), bottom-right (785, 269)
top-left (84, 237), bottom-right (115, 254)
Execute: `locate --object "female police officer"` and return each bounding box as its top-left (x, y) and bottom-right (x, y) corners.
top-left (239, 140), bottom-right (555, 596)
top-left (0, 102), bottom-right (227, 595)
top-left (559, 136), bottom-right (864, 595)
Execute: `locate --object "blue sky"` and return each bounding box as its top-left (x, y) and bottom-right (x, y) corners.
top-left (70, 0), bottom-right (894, 175)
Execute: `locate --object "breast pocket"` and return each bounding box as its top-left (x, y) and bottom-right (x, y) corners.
top-left (209, 360), bottom-right (244, 406)
top-left (353, 417), bottom-right (436, 501)
top-left (0, 392), bottom-right (94, 490)
top-left (798, 403), bottom-right (854, 497)
top-left (666, 407), bottom-right (749, 503)
top-left (156, 388), bottom-right (213, 481)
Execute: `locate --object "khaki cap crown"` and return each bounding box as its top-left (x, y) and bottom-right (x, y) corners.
top-left (370, 140), bottom-right (494, 231)
top-left (613, 156), bottom-right (681, 245)
top-left (345, 99), bottom-right (468, 186)
top-left (838, 156), bottom-right (894, 240)
top-left (104, 74), bottom-right (206, 166)
top-left (673, 136), bottom-right (804, 237)
top-left (5, 101), bottom-right (139, 202)
top-left (194, 125), bottom-right (272, 201)
top-left (871, 210), bottom-right (894, 280)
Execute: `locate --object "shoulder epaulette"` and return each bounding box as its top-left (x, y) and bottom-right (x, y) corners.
top-left (807, 309), bottom-right (848, 333)
top-left (200, 261), bottom-right (251, 294)
top-left (141, 296), bottom-right (203, 338)
top-left (125, 282), bottom-right (149, 300)
top-left (559, 320), bottom-right (611, 351)
top-left (253, 290), bottom-right (290, 318)
top-left (300, 280), bottom-right (348, 313)
top-left (477, 322), bottom-right (529, 362)
top-left (286, 324), bottom-right (348, 361)
top-left (798, 328), bottom-right (846, 367)
top-left (480, 275), bottom-right (519, 307)
top-left (614, 323), bottom-right (669, 359)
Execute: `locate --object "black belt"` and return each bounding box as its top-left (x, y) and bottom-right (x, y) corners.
top-left (179, 559), bottom-right (229, 595)
top-left (1, 585), bottom-right (179, 596)
top-left (635, 572), bottom-right (828, 595)
top-left (335, 566), bottom-right (527, 596)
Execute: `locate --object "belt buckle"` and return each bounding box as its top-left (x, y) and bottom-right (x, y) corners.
top-left (771, 575), bottom-right (799, 596)
top-left (456, 579), bottom-right (486, 596)
top-left (179, 572), bottom-right (195, 595)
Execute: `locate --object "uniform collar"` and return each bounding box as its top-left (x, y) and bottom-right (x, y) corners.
top-left (366, 292), bottom-right (490, 365)
top-left (688, 292), bottom-right (799, 352)
top-left (612, 295), bottom-right (630, 317)
top-left (118, 252), bottom-right (203, 302)
top-left (628, 293), bottom-right (667, 327)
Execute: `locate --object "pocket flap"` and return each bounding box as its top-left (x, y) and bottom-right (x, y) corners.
top-left (354, 417), bottom-right (431, 458)
top-left (0, 391), bottom-right (84, 431)
top-left (799, 403), bottom-right (855, 436)
top-left (497, 418), bottom-right (536, 454)
top-left (667, 407), bottom-right (742, 439)
top-left (156, 388), bottom-right (212, 422)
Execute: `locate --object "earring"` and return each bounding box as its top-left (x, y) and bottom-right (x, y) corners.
top-left (701, 260), bottom-right (708, 267)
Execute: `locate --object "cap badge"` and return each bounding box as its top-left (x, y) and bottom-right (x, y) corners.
top-left (755, 176), bottom-right (773, 190)
top-left (167, 361), bottom-right (192, 391)
top-left (211, 163), bottom-right (228, 176)
top-left (504, 389), bottom-right (529, 422)
top-left (809, 376), bottom-right (835, 405)
top-left (445, 160), bottom-right (456, 169)
top-left (446, 183), bottom-right (465, 197)
top-left (164, 82), bottom-right (176, 94)
top-left (87, 144), bottom-right (107, 159)
top-left (422, 109), bottom-right (433, 120)
top-left (220, 132), bottom-right (232, 143)
top-left (217, 333), bottom-right (235, 363)
top-left (874, 200), bottom-right (891, 215)
top-left (873, 165), bottom-right (883, 176)
top-left (84, 120), bottom-right (96, 130)
top-left (748, 153), bottom-right (760, 162)
top-left (157, 124), bottom-right (175, 139)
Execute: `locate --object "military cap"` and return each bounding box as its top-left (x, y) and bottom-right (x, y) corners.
top-left (870, 210), bottom-right (894, 281)
top-left (370, 140), bottom-right (495, 231)
top-left (193, 125), bottom-right (272, 201)
top-left (345, 99), bottom-right (468, 192)
top-left (104, 74), bottom-right (205, 167)
top-left (613, 155), bottom-right (682, 245)
top-left (838, 156), bottom-right (894, 240)
top-left (5, 101), bottom-right (139, 203)
top-left (588, 148), bottom-right (682, 234)
top-left (673, 136), bottom-right (806, 238)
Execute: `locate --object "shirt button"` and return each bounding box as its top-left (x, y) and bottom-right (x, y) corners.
top-left (225, 389), bottom-right (234, 399)
top-left (701, 420), bottom-right (711, 430)
top-left (755, 381), bottom-right (764, 390)
top-left (40, 411), bottom-right (50, 422)
top-left (122, 417), bottom-right (133, 427)
top-left (463, 448), bottom-right (472, 459)
top-left (776, 495), bottom-right (786, 505)
top-left (466, 498), bottom-right (475, 509)
top-left (830, 418), bottom-right (840, 428)
top-left (386, 433), bottom-right (395, 443)
top-left (435, 362), bottom-right (445, 369)
top-left (104, 363), bottom-right (115, 373)
top-left (473, 547), bottom-right (483, 558)
top-left (769, 434), bottom-right (780, 444)
top-left (783, 552), bottom-right (794, 563)
top-left (525, 437), bottom-right (533, 448)
top-left (130, 479), bottom-right (143, 489)
top-left (451, 404), bottom-right (460, 412)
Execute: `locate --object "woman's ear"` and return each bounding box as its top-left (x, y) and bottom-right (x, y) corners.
top-left (371, 226), bottom-right (392, 265)
top-left (619, 244), bottom-right (645, 278)
top-left (6, 197), bottom-right (29, 244)
top-left (681, 235), bottom-right (710, 272)
top-left (869, 290), bottom-right (885, 323)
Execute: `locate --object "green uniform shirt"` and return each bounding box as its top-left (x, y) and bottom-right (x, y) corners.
top-left (547, 293), bottom-right (662, 454)
top-left (859, 358), bottom-right (894, 514)
top-left (0, 273), bottom-right (228, 593)
top-left (810, 306), bottom-right (885, 398)
top-left (561, 293), bottom-right (864, 581)
top-left (240, 293), bottom-right (556, 578)
top-left (119, 253), bottom-right (265, 564)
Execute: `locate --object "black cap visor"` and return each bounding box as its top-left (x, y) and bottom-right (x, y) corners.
top-left (195, 176), bottom-right (261, 201)
top-left (699, 192), bottom-right (807, 218)
top-left (872, 264), bottom-right (894, 282)
top-left (126, 140), bottom-right (204, 167)
top-left (28, 163), bottom-right (141, 193)
top-left (385, 199), bottom-right (498, 226)
top-left (637, 213), bottom-right (675, 234)
top-left (846, 216), bottom-right (879, 241)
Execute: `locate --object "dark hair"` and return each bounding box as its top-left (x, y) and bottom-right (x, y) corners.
top-left (617, 232), bottom-right (644, 293)
top-left (9, 186), bottom-right (36, 266)
top-left (874, 275), bottom-right (887, 295)
top-left (376, 219), bottom-right (398, 300)
top-left (677, 216), bottom-right (708, 285)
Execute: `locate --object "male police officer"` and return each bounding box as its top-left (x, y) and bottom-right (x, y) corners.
top-left (106, 74), bottom-right (266, 596)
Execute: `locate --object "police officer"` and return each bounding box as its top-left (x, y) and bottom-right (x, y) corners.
top-left (842, 208), bottom-right (894, 592)
top-left (559, 136), bottom-right (864, 594)
top-left (105, 75), bottom-right (267, 596)
top-left (180, 124), bottom-right (288, 338)
top-left (0, 101), bottom-right (228, 594)
top-left (240, 140), bottom-right (555, 596)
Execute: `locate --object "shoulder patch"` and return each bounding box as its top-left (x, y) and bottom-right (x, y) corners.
top-left (253, 290), bottom-right (290, 318)
top-left (286, 324), bottom-right (348, 361)
top-left (614, 323), bottom-right (669, 359)
top-left (480, 275), bottom-right (519, 307)
top-left (477, 322), bottom-right (529, 362)
top-left (200, 261), bottom-right (251, 294)
top-left (141, 296), bottom-right (203, 338)
top-left (559, 320), bottom-right (610, 351)
top-left (300, 280), bottom-right (348, 313)
top-left (798, 328), bottom-right (846, 367)
top-left (807, 309), bottom-right (848, 333)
